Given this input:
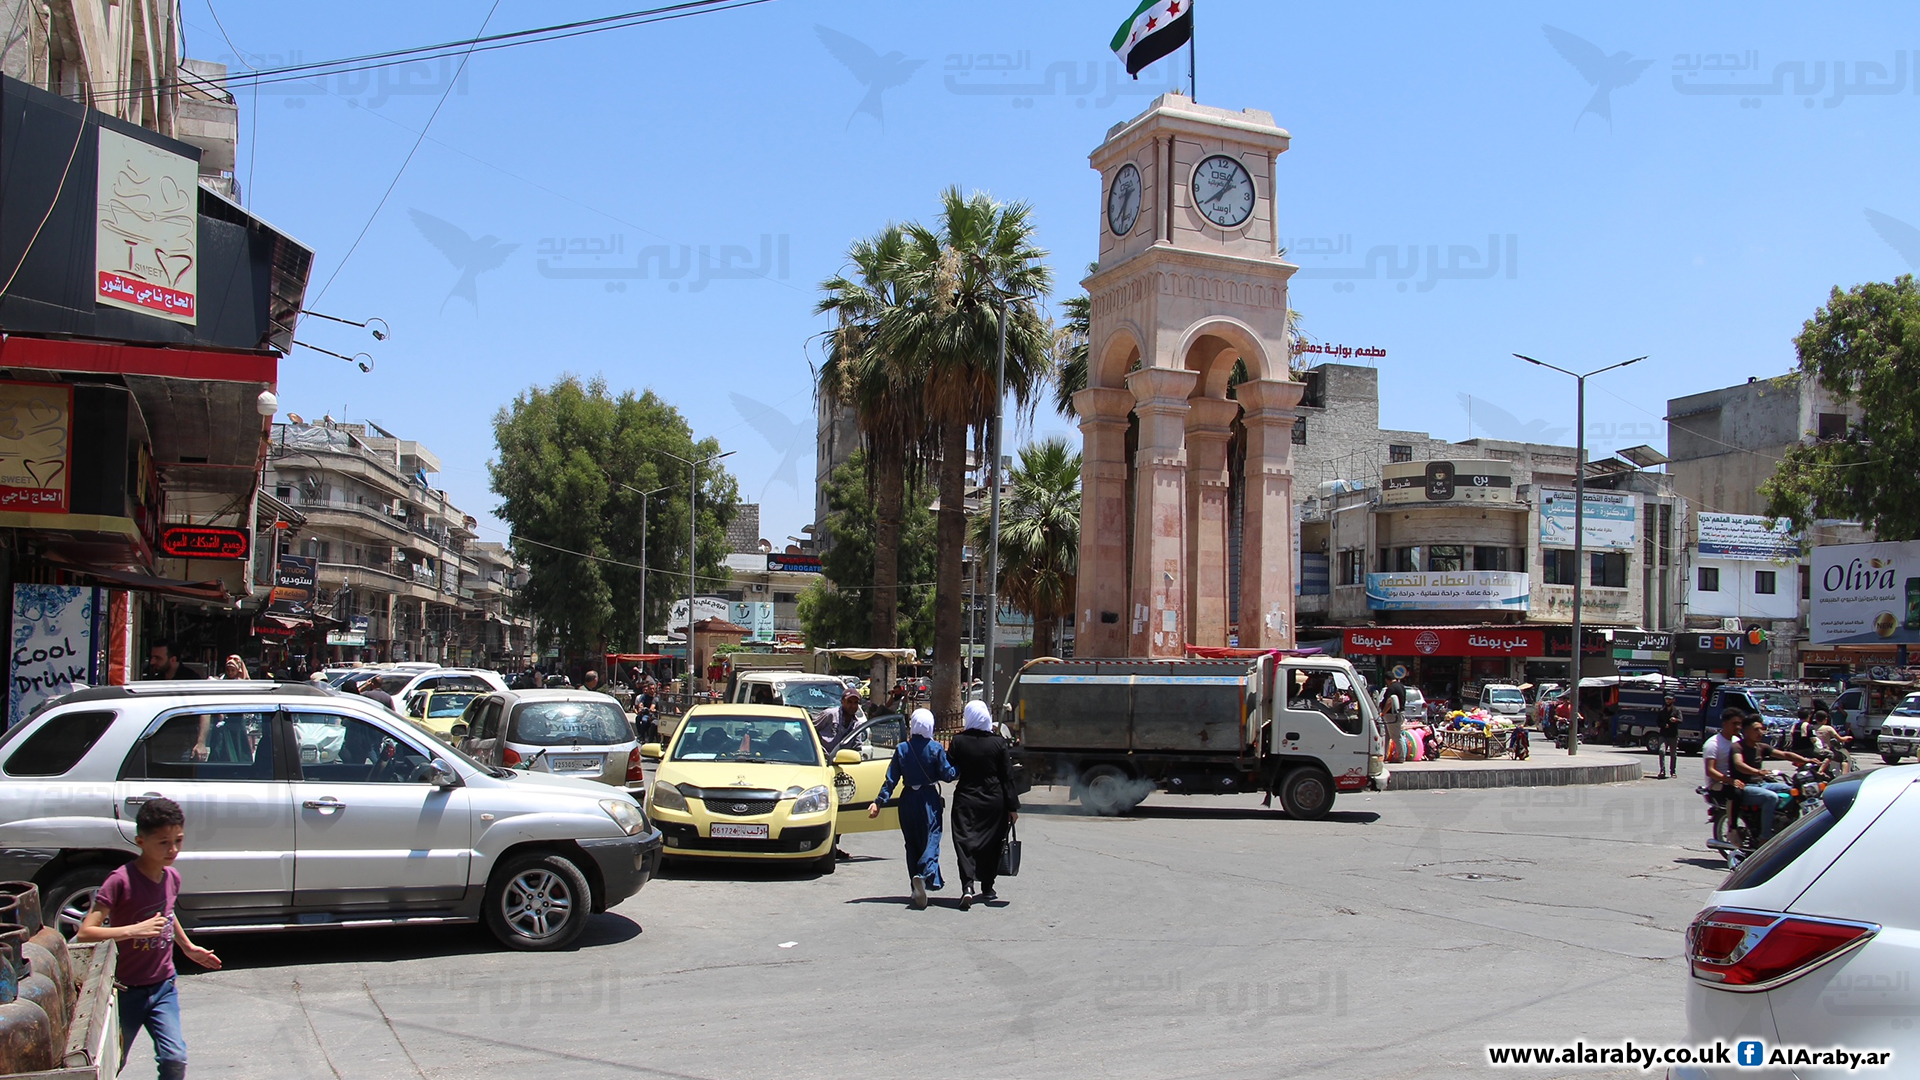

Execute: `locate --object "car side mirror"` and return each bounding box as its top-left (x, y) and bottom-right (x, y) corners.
top-left (640, 743), bottom-right (664, 761)
top-left (833, 749), bottom-right (863, 766)
top-left (449, 723), bottom-right (469, 739)
top-left (426, 758), bottom-right (461, 788)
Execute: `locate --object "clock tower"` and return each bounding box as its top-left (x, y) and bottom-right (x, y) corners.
top-left (1074, 93), bottom-right (1304, 658)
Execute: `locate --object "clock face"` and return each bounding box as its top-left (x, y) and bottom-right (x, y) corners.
top-left (1107, 163), bottom-right (1142, 237)
top-left (1191, 154), bottom-right (1255, 229)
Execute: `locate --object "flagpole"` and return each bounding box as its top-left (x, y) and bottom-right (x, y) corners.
top-left (1188, 12), bottom-right (1196, 100)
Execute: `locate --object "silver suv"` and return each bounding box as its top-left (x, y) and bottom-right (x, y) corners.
top-left (0, 681), bottom-right (661, 951)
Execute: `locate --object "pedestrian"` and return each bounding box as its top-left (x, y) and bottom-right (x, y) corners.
top-left (355, 675), bottom-right (397, 713)
top-left (582, 669), bottom-right (601, 692)
top-left (1813, 709), bottom-right (1854, 773)
top-left (75, 797), bottom-right (220, 1080)
top-left (144, 641), bottom-right (202, 680)
top-left (1378, 673), bottom-right (1407, 753)
top-left (219, 655), bottom-right (249, 680)
top-left (1655, 694), bottom-right (1681, 779)
top-left (948, 700), bottom-right (1019, 910)
top-left (813, 688), bottom-right (864, 751)
top-left (868, 708), bottom-right (957, 909)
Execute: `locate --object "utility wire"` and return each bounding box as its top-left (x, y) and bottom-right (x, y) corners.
top-left (201, 0), bottom-right (258, 203)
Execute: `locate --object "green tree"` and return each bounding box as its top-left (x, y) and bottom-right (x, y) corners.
top-left (816, 226), bottom-right (928, 661)
top-left (490, 376), bottom-right (737, 659)
top-left (798, 450), bottom-right (937, 653)
top-left (970, 437), bottom-right (1081, 659)
top-left (886, 187), bottom-right (1055, 725)
top-left (1761, 276), bottom-right (1920, 540)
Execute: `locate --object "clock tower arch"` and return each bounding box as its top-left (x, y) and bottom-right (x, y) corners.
top-left (1074, 93), bottom-right (1304, 657)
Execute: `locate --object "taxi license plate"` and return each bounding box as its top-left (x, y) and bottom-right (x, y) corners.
top-left (551, 755), bottom-right (601, 773)
top-left (710, 823), bottom-right (770, 840)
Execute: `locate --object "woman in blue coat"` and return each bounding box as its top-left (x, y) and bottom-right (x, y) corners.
top-left (868, 708), bottom-right (957, 909)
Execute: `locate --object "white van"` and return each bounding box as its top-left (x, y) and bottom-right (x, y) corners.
top-left (728, 670), bottom-right (850, 715)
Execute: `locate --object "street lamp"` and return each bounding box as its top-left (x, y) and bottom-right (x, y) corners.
top-left (657, 448), bottom-right (735, 710)
top-left (1513, 353), bottom-right (1647, 757)
top-left (617, 482), bottom-right (670, 658)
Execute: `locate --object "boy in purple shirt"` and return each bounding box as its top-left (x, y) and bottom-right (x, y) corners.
top-left (75, 797), bottom-right (221, 1080)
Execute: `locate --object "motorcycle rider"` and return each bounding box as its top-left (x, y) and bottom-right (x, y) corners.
top-left (1733, 715), bottom-right (1812, 839)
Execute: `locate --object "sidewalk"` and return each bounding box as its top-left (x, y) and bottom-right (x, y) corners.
top-left (1385, 744), bottom-right (1645, 790)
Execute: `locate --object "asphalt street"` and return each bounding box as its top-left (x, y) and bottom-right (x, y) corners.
top-left (125, 769), bottom-right (1734, 1080)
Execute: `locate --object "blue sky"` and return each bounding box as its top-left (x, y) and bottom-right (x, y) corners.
top-left (211, 0), bottom-right (1920, 543)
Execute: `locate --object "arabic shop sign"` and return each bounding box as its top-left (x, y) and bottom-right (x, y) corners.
top-left (1697, 512), bottom-right (1798, 562)
top-left (1539, 489), bottom-right (1638, 551)
top-left (1810, 540), bottom-right (1920, 646)
top-left (0, 381), bottom-right (71, 514)
top-left (1342, 627), bottom-right (1544, 657)
top-left (667, 596), bottom-right (732, 633)
top-left (158, 525), bottom-right (250, 561)
top-left (1295, 343), bottom-right (1387, 361)
top-left (1365, 571), bottom-right (1531, 611)
top-left (769, 552), bottom-right (823, 573)
top-left (95, 127), bottom-right (198, 325)
top-left (1379, 459), bottom-right (1513, 507)
top-left (267, 554), bottom-right (317, 619)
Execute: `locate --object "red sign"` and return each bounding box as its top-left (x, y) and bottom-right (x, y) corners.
top-left (159, 525), bottom-right (250, 560)
top-left (1343, 627), bottom-right (1544, 658)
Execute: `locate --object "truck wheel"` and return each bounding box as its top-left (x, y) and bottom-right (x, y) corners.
top-left (484, 851), bottom-right (594, 951)
top-left (1884, 750), bottom-right (1905, 766)
top-left (1279, 768), bottom-right (1335, 822)
top-left (1077, 765), bottom-right (1141, 816)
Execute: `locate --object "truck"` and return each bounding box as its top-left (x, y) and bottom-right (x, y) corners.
top-left (1570, 676), bottom-right (1800, 753)
top-left (1003, 655), bottom-right (1386, 820)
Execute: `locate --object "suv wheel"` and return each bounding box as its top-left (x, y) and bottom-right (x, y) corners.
top-left (1884, 749), bottom-right (1905, 766)
top-left (484, 851), bottom-right (593, 951)
top-left (42, 864), bottom-right (114, 940)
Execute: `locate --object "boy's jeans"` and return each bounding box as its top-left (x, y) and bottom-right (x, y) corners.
top-left (119, 976), bottom-right (186, 1080)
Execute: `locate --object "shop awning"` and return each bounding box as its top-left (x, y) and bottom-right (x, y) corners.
top-left (607, 653), bottom-right (672, 663)
top-left (51, 560), bottom-right (231, 603)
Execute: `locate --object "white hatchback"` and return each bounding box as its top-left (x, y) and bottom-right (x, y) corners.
top-left (1675, 767), bottom-right (1918, 1077)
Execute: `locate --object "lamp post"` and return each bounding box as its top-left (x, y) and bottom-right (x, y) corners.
top-left (982, 298), bottom-right (1009, 712)
top-left (657, 448), bottom-right (734, 711)
top-left (1513, 353), bottom-right (1647, 757)
top-left (617, 483), bottom-right (669, 658)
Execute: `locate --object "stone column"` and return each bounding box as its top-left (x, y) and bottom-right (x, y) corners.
top-left (1184, 395), bottom-right (1240, 648)
top-left (1126, 367), bottom-right (1198, 657)
top-left (1236, 378), bottom-right (1305, 649)
top-left (1072, 387), bottom-right (1136, 657)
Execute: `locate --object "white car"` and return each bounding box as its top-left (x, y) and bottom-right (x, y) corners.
top-left (1676, 767), bottom-right (1916, 1077)
top-left (1479, 683), bottom-right (1527, 717)
top-left (394, 667), bottom-right (508, 701)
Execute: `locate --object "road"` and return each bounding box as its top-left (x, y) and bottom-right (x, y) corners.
top-left (127, 774), bottom-right (1729, 1080)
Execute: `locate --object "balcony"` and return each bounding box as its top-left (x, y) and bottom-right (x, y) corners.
top-left (299, 501), bottom-right (416, 545)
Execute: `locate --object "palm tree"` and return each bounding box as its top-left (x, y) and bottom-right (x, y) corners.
top-left (815, 227), bottom-right (924, 663)
top-left (886, 187), bottom-right (1054, 725)
top-left (970, 437), bottom-right (1081, 659)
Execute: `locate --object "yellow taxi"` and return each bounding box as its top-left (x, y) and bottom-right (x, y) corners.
top-left (640, 703), bottom-right (898, 872)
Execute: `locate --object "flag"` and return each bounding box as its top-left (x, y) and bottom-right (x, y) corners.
top-left (1110, 0), bottom-right (1193, 78)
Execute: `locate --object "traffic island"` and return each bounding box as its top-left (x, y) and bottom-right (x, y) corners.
top-left (1384, 746), bottom-right (1645, 790)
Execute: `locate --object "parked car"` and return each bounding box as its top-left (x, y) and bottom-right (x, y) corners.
top-left (395, 667), bottom-right (508, 701)
top-left (455, 689), bottom-right (644, 795)
top-left (1477, 683), bottom-right (1528, 718)
top-left (1871, 692), bottom-right (1920, 765)
top-left (641, 703), bottom-right (900, 873)
top-left (0, 680), bottom-right (660, 951)
top-left (1676, 767), bottom-right (1916, 1078)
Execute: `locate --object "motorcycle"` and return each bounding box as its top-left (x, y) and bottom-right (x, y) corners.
top-left (1701, 759), bottom-right (1830, 869)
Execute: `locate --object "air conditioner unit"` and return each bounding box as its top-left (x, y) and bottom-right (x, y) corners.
top-left (1720, 618), bottom-right (1741, 633)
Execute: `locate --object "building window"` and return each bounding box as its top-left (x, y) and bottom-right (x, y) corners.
top-left (1339, 549), bottom-right (1364, 586)
top-left (1291, 418), bottom-right (1308, 444)
top-left (1388, 444), bottom-right (1413, 463)
top-left (1800, 564), bottom-right (1810, 600)
top-left (1817, 412), bottom-right (1847, 439)
top-left (1300, 368), bottom-right (1327, 409)
top-left (1543, 549), bottom-right (1577, 585)
top-left (1473, 546), bottom-right (1511, 571)
top-left (1697, 566), bottom-right (1720, 592)
top-left (1427, 545), bottom-right (1464, 572)
top-left (1754, 570), bottom-right (1776, 595)
top-left (1380, 546), bottom-right (1417, 573)
top-left (772, 592), bottom-right (798, 604)
top-left (1590, 551), bottom-right (1627, 588)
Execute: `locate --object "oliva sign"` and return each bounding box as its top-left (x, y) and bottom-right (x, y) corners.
top-left (1810, 541), bottom-right (1920, 645)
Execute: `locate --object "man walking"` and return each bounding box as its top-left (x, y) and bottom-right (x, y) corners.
top-left (1655, 694), bottom-right (1681, 779)
top-left (813, 688), bottom-right (865, 862)
top-left (1378, 674), bottom-right (1408, 752)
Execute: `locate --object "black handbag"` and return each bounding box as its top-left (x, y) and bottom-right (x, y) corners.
top-left (998, 822), bottom-right (1022, 877)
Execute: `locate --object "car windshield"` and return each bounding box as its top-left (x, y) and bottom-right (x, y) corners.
top-left (781, 681), bottom-right (846, 712)
top-left (1487, 689), bottom-right (1525, 704)
top-left (325, 670), bottom-right (367, 688)
top-left (418, 674), bottom-right (494, 692)
top-left (671, 716), bottom-right (820, 765)
top-left (421, 692), bottom-right (479, 719)
top-left (1892, 694), bottom-right (1920, 717)
top-left (376, 674), bottom-right (412, 696)
top-left (1748, 690), bottom-right (1799, 715)
top-left (508, 701), bottom-right (631, 746)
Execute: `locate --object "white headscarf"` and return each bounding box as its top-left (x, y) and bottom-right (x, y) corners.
top-left (963, 700), bottom-right (993, 732)
top-left (910, 708), bottom-right (936, 739)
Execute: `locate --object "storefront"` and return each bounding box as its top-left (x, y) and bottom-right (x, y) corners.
top-left (1800, 648), bottom-right (1902, 683)
top-left (1607, 630), bottom-right (1675, 675)
top-left (1342, 626), bottom-right (1544, 698)
top-left (1674, 631), bottom-right (1756, 679)
top-left (1537, 627), bottom-right (1613, 681)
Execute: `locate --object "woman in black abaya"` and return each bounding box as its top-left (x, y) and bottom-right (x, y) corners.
top-left (948, 700), bottom-right (1019, 909)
